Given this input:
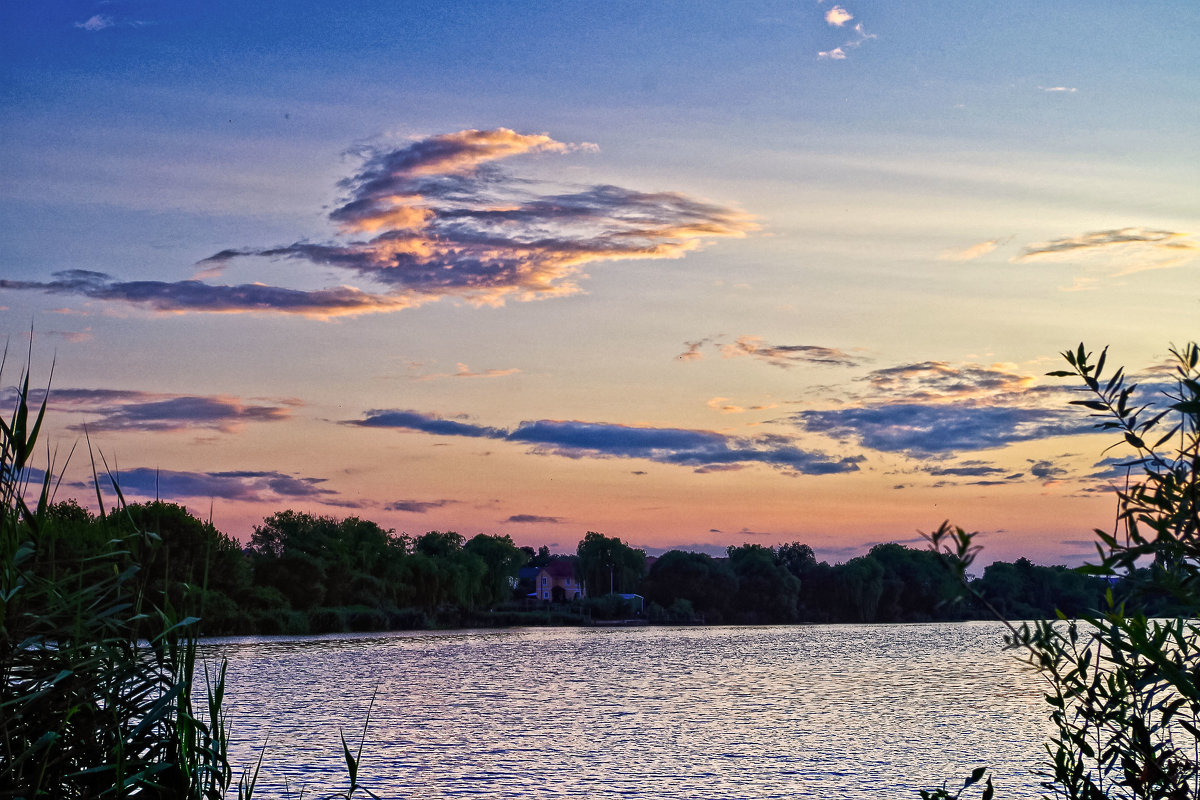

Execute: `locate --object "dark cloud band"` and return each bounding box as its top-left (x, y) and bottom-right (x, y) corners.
top-left (23, 385), bottom-right (296, 433)
top-left (0, 270), bottom-right (411, 318)
top-left (794, 403), bottom-right (1087, 455)
top-left (81, 468), bottom-right (343, 503)
top-left (351, 410), bottom-right (860, 475)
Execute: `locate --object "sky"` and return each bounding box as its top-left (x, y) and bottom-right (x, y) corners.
top-left (2, 1), bottom-right (1197, 565)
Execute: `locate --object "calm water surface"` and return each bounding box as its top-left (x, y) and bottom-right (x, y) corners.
top-left (205, 622), bottom-right (1051, 798)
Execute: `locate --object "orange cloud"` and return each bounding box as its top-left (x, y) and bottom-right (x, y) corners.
top-left (2, 129), bottom-right (756, 318)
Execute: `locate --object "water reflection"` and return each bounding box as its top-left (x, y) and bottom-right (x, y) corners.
top-left (206, 622), bottom-right (1050, 799)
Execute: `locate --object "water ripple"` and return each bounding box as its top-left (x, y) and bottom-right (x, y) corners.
top-left (206, 622), bottom-right (1050, 799)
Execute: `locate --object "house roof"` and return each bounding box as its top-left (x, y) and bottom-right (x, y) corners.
top-left (540, 559), bottom-right (576, 579)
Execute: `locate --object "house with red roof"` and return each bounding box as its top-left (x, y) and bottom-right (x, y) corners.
top-left (533, 559), bottom-right (585, 602)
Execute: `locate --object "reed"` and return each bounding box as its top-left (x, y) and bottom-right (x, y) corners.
top-left (0, 350), bottom-right (236, 798)
top-left (1, 348), bottom-right (380, 798)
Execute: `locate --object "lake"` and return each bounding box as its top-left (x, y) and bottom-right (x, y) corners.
top-left (205, 622), bottom-right (1052, 798)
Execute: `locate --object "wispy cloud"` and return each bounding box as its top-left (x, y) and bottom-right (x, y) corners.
top-left (905, 456), bottom-right (1047, 486)
top-left (44, 328), bottom-right (93, 343)
top-left (0, 270), bottom-right (415, 319)
top-left (938, 237), bottom-right (1009, 262)
top-left (676, 339), bottom-right (710, 361)
top-left (927, 461), bottom-right (1010, 478)
top-left (1, 129), bottom-right (756, 318)
top-left (729, 527), bottom-right (777, 538)
top-left (1087, 456), bottom-right (1150, 483)
top-left (59, 389), bottom-right (291, 433)
top-left (1017, 227), bottom-right (1194, 261)
top-left (847, 23), bottom-right (877, 47)
top-left (792, 359), bottom-right (1091, 457)
top-left (1029, 459), bottom-right (1069, 482)
top-left (817, 3), bottom-right (877, 61)
top-left (679, 335), bottom-right (867, 368)
top-left (640, 542), bottom-right (730, 558)
top-left (721, 335), bottom-right (868, 368)
top-left (354, 409), bottom-right (506, 439)
top-left (18, 387), bottom-right (296, 434)
top-left (452, 363), bottom-right (520, 379)
top-left (506, 514), bottom-right (562, 524)
top-left (1040, 86), bottom-right (1078, 93)
top-left (1014, 227), bottom-right (1197, 287)
top-left (75, 15), bottom-right (115, 31)
top-left (931, 475), bottom-right (1023, 488)
top-left (351, 410), bottom-right (862, 475)
top-left (386, 499), bottom-right (457, 513)
top-left (82, 468), bottom-right (346, 504)
top-left (706, 397), bottom-right (779, 414)
top-left (411, 362), bottom-right (521, 381)
top-left (861, 361), bottom-right (1037, 402)
top-left (73, 14), bottom-right (147, 32)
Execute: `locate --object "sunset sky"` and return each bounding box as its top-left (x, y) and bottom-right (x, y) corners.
top-left (2, 2), bottom-right (1197, 564)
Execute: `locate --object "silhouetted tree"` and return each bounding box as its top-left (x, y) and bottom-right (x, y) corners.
top-left (465, 533), bottom-right (526, 608)
top-left (832, 555), bottom-right (884, 622)
top-left (727, 544), bottom-right (800, 623)
top-left (249, 511), bottom-right (341, 610)
top-left (110, 501), bottom-right (250, 632)
top-left (643, 550), bottom-right (737, 622)
top-left (866, 542), bottom-right (962, 622)
top-left (576, 531), bottom-right (645, 596)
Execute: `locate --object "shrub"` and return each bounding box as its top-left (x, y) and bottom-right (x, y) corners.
top-left (927, 342), bottom-right (1200, 799)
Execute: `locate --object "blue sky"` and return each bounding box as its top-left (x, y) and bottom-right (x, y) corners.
top-left (2, 1), bottom-right (1197, 563)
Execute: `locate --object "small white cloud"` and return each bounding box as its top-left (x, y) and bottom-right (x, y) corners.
top-left (817, 16), bottom-right (875, 60)
top-left (851, 22), bottom-right (876, 41)
top-left (825, 5), bottom-right (854, 26)
top-left (75, 15), bottom-right (114, 31)
top-left (1041, 86), bottom-right (1078, 93)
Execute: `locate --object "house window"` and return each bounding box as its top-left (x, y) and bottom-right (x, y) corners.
top-left (541, 576), bottom-right (548, 586)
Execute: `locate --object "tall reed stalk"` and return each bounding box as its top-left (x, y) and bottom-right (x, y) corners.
top-left (0, 350), bottom-right (235, 798)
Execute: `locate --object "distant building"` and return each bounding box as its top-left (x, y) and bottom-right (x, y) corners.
top-left (615, 593), bottom-right (644, 615)
top-left (534, 559), bottom-right (585, 602)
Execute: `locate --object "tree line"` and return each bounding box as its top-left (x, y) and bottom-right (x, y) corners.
top-left (10, 341), bottom-right (1194, 798)
top-left (20, 497), bottom-right (1150, 635)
